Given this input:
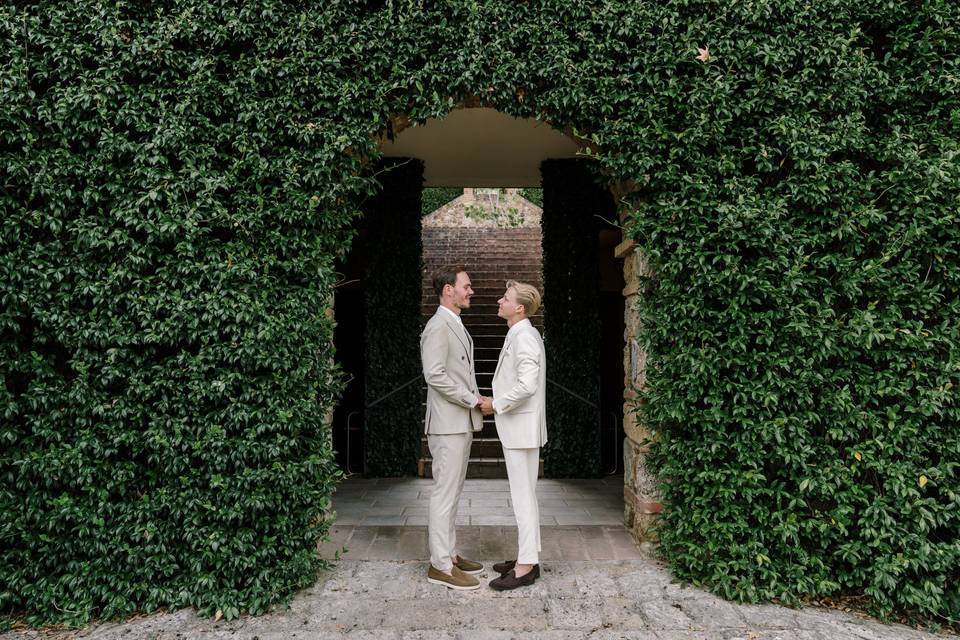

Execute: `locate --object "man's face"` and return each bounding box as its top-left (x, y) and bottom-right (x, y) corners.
top-left (497, 287), bottom-right (522, 320)
top-left (449, 271), bottom-right (474, 310)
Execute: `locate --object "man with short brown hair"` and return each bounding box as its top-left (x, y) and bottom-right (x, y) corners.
top-left (420, 267), bottom-right (487, 590)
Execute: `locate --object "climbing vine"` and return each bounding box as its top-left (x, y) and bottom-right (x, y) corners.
top-left (2, 0), bottom-right (957, 626)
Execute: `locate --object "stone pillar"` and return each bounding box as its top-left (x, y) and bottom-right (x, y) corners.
top-left (614, 237), bottom-right (660, 541)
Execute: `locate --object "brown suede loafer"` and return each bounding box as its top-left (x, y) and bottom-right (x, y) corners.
top-left (489, 567), bottom-right (539, 591)
top-left (454, 555), bottom-right (483, 575)
top-left (493, 560), bottom-right (540, 579)
top-left (493, 559), bottom-right (516, 574)
top-left (427, 565), bottom-right (480, 590)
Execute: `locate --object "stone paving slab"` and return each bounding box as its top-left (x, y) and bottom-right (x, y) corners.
top-left (332, 477), bottom-right (624, 526)
top-left (319, 526), bottom-right (648, 562)
top-left (4, 559), bottom-right (951, 640)
top-left (5, 478), bottom-right (953, 639)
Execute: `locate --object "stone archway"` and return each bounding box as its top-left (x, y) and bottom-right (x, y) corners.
top-left (360, 106), bottom-right (659, 542)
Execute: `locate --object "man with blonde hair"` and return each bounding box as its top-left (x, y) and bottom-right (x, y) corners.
top-left (479, 280), bottom-right (547, 590)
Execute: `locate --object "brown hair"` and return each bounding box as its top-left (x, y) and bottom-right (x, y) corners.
top-left (432, 266), bottom-right (467, 299)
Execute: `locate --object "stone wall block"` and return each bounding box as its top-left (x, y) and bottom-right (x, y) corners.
top-left (617, 233), bottom-right (660, 543)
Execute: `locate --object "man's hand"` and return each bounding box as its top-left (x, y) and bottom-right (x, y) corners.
top-left (478, 396), bottom-right (495, 416)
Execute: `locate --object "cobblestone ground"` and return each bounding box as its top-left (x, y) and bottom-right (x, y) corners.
top-left (4, 557), bottom-right (951, 640)
top-left (4, 479), bottom-right (953, 639)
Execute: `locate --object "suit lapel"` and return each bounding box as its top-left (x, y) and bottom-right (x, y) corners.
top-left (495, 320), bottom-right (533, 379)
top-left (445, 317), bottom-right (472, 363)
top-left (494, 335), bottom-right (511, 379)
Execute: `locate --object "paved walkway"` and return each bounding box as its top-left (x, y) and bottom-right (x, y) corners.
top-left (329, 477), bottom-right (625, 527)
top-left (4, 478), bottom-right (953, 639)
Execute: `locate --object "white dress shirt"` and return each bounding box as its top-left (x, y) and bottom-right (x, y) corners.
top-left (437, 305), bottom-right (463, 325)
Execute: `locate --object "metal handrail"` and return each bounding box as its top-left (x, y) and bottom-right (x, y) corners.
top-left (346, 376), bottom-right (622, 477)
top-left (344, 374), bottom-right (424, 475)
top-left (547, 377), bottom-right (601, 470)
top-left (546, 378), bottom-right (622, 476)
top-left (344, 411), bottom-right (361, 475)
top-left (367, 375), bottom-right (422, 409)
top-left (546, 378), bottom-right (598, 408)
top-left (604, 410), bottom-right (621, 476)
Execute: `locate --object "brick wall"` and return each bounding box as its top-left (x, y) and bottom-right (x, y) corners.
top-left (419, 226), bottom-right (544, 478)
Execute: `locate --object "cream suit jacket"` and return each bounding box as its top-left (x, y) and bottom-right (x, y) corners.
top-left (492, 318), bottom-right (548, 449)
top-left (420, 309), bottom-right (483, 434)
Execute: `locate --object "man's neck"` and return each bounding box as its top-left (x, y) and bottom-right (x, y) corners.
top-left (440, 301), bottom-right (461, 316)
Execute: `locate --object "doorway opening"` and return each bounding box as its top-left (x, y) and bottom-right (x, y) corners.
top-left (331, 109), bottom-right (626, 485)
top-left (418, 187), bottom-right (545, 478)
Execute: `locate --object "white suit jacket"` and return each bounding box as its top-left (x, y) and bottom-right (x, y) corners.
top-left (492, 318), bottom-right (548, 449)
top-left (420, 309), bottom-right (483, 434)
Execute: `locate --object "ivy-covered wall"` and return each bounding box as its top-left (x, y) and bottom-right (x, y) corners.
top-left (2, 0), bottom-right (957, 626)
top-left (361, 158), bottom-right (424, 476)
top-left (1, 1), bottom-right (362, 627)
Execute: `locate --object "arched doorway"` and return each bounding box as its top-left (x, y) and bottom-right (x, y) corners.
top-left (332, 107), bottom-right (654, 539)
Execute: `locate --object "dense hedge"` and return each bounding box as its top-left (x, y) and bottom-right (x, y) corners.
top-left (541, 159), bottom-right (614, 477)
top-left (0, 1), bottom-right (358, 625)
top-left (625, 2), bottom-right (960, 625)
top-left (421, 187), bottom-right (463, 216)
top-left (361, 158), bottom-right (424, 476)
top-left (520, 188), bottom-right (543, 208)
top-left (626, 1), bottom-right (960, 623)
top-left (2, 0), bottom-right (957, 627)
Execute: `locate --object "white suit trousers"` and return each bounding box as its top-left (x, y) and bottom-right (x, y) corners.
top-left (427, 432), bottom-right (472, 571)
top-left (503, 447), bottom-right (541, 565)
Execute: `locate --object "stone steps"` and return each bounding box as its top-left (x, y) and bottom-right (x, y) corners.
top-left (420, 437), bottom-right (503, 459)
top-left (418, 457), bottom-right (544, 479)
top-left (418, 303), bottom-right (545, 317)
top-left (420, 222), bottom-right (543, 478)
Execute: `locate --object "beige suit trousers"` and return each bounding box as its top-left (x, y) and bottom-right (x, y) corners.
top-left (427, 432), bottom-right (472, 571)
top-left (503, 447), bottom-right (541, 565)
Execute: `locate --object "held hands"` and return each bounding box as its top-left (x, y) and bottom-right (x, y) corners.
top-left (477, 396), bottom-right (495, 416)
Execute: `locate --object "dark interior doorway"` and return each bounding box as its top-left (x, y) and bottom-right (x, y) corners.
top-left (331, 163), bottom-right (626, 478)
top-left (599, 228), bottom-right (627, 475)
top-left (331, 225), bottom-right (366, 474)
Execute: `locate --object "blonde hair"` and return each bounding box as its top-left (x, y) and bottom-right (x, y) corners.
top-left (506, 280), bottom-right (542, 317)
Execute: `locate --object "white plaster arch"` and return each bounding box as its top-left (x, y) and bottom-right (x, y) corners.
top-left (380, 107), bottom-right (581, 188)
